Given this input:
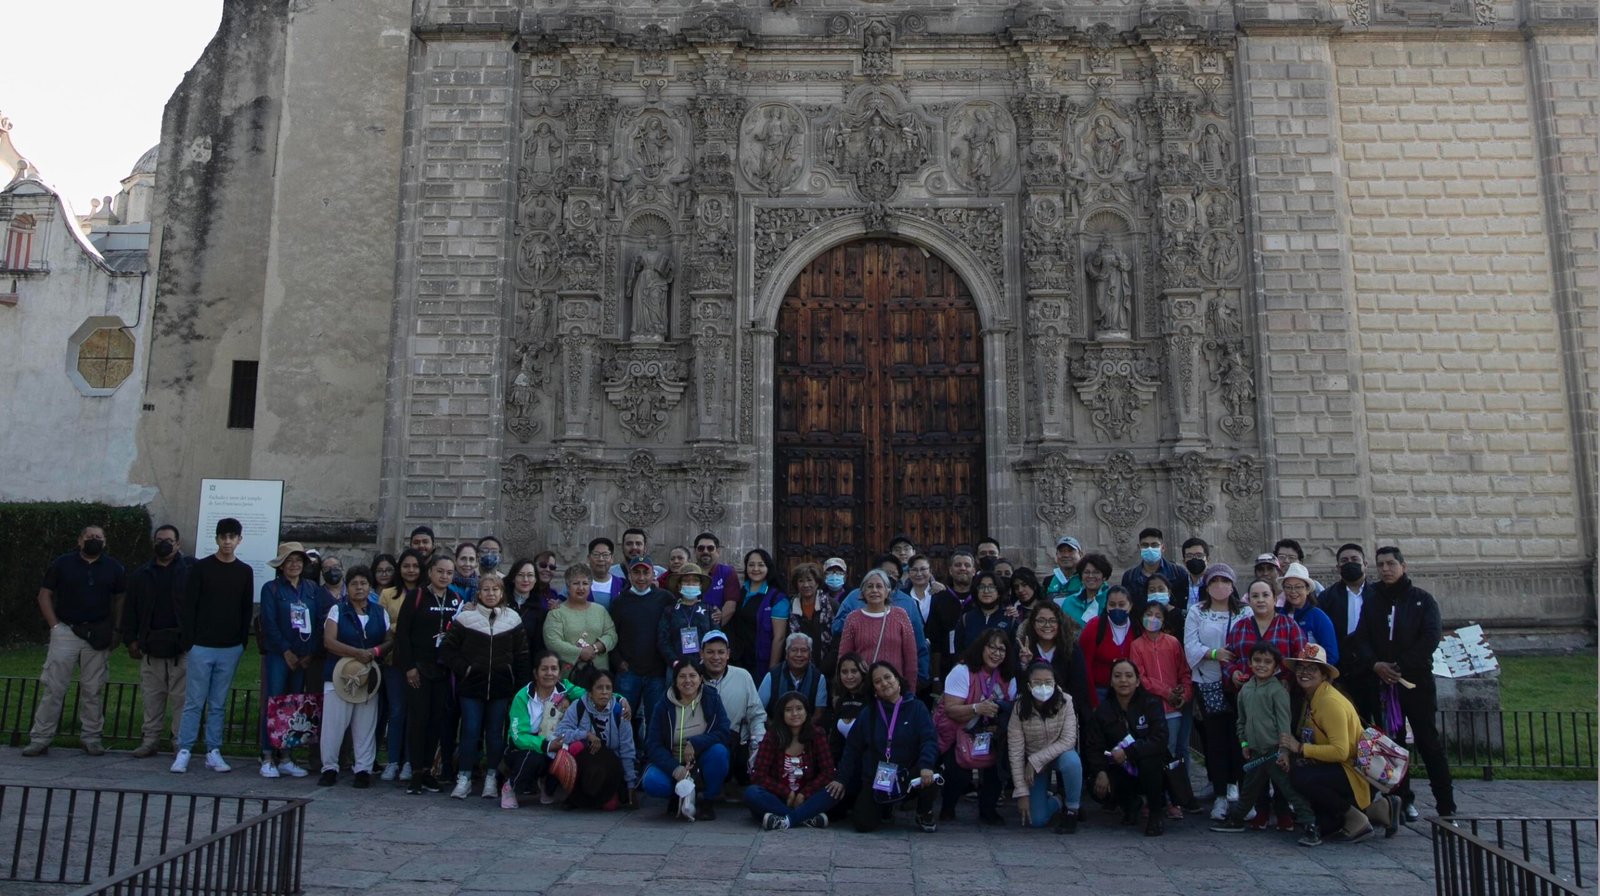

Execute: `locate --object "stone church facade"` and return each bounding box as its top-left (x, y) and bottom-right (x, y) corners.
top-left (135, 0), bottom-right (1596, 627)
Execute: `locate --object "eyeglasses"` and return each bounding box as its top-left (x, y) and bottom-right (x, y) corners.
top-left (977, 584), bottom-right (998, 592)
top-left (1282, 583), bottom-right (1310, 593)
top-left (984, 644), bottom-right (1007, 653)
top-left (1035, 619), bottom-right (1059, 627)
top-left (589, 550), bottom-right (612, 558)
top-left (537, 563), bottom-right (558, 570)
top-left (695, 545), bottom-right (717, 553)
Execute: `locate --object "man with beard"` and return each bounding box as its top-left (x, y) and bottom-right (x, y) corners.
top-left (693, 532), bottom-right (738, 624)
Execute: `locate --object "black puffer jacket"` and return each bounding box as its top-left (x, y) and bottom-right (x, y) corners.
top-left (438, 603), bottom-right (531, 700)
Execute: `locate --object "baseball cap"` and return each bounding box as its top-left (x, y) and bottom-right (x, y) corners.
top-left (701, 629), bottom-right (729, 647)
top-left (1056, 536), bottom-right (1081, 551)
top-left (823, 557), bottom-right (847, 572)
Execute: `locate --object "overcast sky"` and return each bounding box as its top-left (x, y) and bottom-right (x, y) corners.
top-left (3, 2), bottom-right (223, 216)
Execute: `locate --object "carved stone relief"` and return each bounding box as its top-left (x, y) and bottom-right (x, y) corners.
top-left (1094, 450), bottom-right (1148, 566)
top-left (816, 86), bottom-right (933, 205)
top-left (549, 449), bottom-right (591, 545)
top-left (506, 291), bottom-right (556, 443)
top-left (1171, 452), bottom-right (1215, 530)
top-left (1071, 342), bottom-right (1162, 442)
top-left (687, 446), bottom-right (733, 528)
top-left (602, 343), bottom-right (688, 439)
top-left (1205, 294), bottom-right (1256, 441)
top-left (741, 104), bottom-right (805, 197)
top-left (1222, 454), bottom-right (1264, 563)
top-left (1034, 451), bottom-right (1077, 533)
top-left (947, 101), bottom-right (1016, 195)
top-left (613, 450), bottom-right (667, 528)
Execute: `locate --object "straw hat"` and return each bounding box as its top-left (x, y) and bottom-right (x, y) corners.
top-left (268, 542), bottom-right (310, 569)
top-left (331, 657), bottom-right (382, 703)
top-left (1285, 643), bottom-right (1340, 681)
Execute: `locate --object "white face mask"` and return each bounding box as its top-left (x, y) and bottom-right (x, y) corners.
top-left (1030, 684), bottom-right (1056, 702)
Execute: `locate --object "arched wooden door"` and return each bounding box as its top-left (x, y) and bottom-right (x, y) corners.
top-left (774, 238), bottom-right (987, 577)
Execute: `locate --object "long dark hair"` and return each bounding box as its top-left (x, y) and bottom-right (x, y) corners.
top-left (743, 548), bottom-right (783, 593)
top-left (1016, 660), bottom-right (1066, 721)
top-left (771, 691), bottom-right (817, 753)
top-left (1010, 567), bottom-right (1042, 605)
top-left (865, 660), bottom-right (909, 707)
top-left (370, 553), bottom-right (399, 591)
top-left (1022, 600), bottom-right (1078, 661)
top-left (1106, 657), bottom-right (1147, 705)
top-left (395, 548), bottom-right (427, 589)
top-left (971, 570), bottom-right (1004, 609)
top-left (833, 652), bottom-right (869, 702)
top-left (959, 628), bottom-right (1019, 681)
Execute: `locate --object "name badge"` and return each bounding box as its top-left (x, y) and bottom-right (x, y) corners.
top-left (971, 732), bottom-right (992, 757)
top-left (290, 604), bottom-right (311, 634)
top-left (680, 628), bottom-right (701, 654)
top-left (872, 761), bottom-right (900, 794)
top-left (433, 632), bottom-right (445, 649)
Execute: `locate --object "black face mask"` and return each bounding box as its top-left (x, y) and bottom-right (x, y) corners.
top-left (82, 539), bottom-right (105, 558)
top-left (1184, 557), bottom-right (1207, 576)
top-left (153, 541), bottom-right (175, 559)
top-left (1340, 562), bottom-right (1364, 584)
top-left (324, 569), bottom-right (344, 585)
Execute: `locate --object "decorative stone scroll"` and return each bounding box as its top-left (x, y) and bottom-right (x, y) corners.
top-left (1094, 450), bottom-right (1148, 565)
top-left (1071, 342), bottom-right (1161, 442)
top-left (1171, 452), bottom-right (1215, 529)
top-left (1034, 451), bottom-right (1077, 533)
top-left (1222, 454), bottom-right (1264, 563)
top-left (686, 446), bottom-right (733, 528)
top-left (816, 86), bottom-right (933, 204)
top-left (549, 449), bottom-right (591, 544)
top-left (602, 343), bottom-right (688, 439)
top-left (613, 450), bottom-right (668, 528)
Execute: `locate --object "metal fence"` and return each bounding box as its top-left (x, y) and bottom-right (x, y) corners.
top-left (0, 678), bottom-right (259, 754)
top-left (1438, 710), bottom-right (1599, 780)
top-left (1432, 816), bottom-right (1598, 896)
top-left (0, 783), bottom-right (304, 892)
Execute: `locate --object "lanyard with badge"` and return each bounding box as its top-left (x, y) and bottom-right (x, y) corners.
top-left (285, 583), bottom-right (313, 642)
top-left (969, 670), bottom-right (999, 758)
top-left (872, 698), bottom-right (904, 794)
top-left (680, 607), bottom-right (702, 654)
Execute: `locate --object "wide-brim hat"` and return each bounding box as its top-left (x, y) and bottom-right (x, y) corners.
top-left (1281, 562), bottom-right (1315, 589)
top-left (332, 658), bottom-right (381, 703)
top-left (671, 562), bottom-right (710, 587)
top-left (268, 542), bottom-right (310, 569)
top-left (1285, 643), bottom-right (1340, 681)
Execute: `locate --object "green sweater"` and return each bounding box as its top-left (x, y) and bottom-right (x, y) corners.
top-left (1234, 676), bottom-right (1289, 753)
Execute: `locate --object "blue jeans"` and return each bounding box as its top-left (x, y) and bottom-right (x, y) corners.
top-left (382, 667), bottom-right (407, 767)
top-left (177, 645), bottom-right (243, 753)
top-left (260, 653), bottom-right (309, 758)
top-left (457, 696), bottom-right (510, 772)
top-left (615, 669), bottom-right (667, 741)
top-left (1024, 750), bottom-right (1085, 827)
top-left (744, 784), bottom-right (837, 827)
top-left (1174, 708), bottom-right (1194, 765)
top-left (641, 742), bottom-right (730, 798)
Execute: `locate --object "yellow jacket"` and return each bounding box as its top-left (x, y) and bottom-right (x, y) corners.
top-left (1298, 681), bottom-right (1371, 809)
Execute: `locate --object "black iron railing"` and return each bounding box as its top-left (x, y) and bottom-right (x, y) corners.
top-left (0, 678), bottom-right (259, 754)
top-left (62, 798), bottom-right (307, 896)
top-left (1431, 816), bottom-right (1598, 896)
top-left (0, 783), bottom-right (302, 890)
top-left (1437, 710), bottom-right (1598, 780)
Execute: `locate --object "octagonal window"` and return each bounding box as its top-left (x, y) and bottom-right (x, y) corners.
top-left (76, 327), bottom-right (135, 389)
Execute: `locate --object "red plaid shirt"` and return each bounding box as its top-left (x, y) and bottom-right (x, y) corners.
top-left (1223, 613), bottom-right (1306, 683)
top-left (749, 725), bottom-right (834, 801)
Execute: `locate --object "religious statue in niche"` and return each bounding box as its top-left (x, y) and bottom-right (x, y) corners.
top-left (1199, 123), bottom-right (1230, 181)
top-left (628, 234), bottom-right (675, 340)
top-left (1086, 236), bottom-right (1133, 336)
top-left (747, 106), bottom-right (801, 195)
top-left (1089, 115), bottom-right (1125, 177)
top-left (634, 116), bottom-right (672, 181)
top-left (526, 122), bottom-right (561, 181)
top-left (948, 102), bottom-right (1014, 194)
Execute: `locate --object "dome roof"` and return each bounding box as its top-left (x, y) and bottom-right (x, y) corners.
top-left (129, 145), bottom-right (159, 177)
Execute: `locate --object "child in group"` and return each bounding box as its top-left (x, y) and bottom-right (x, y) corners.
top-left (1209, 643), bottom-right (1313, 834)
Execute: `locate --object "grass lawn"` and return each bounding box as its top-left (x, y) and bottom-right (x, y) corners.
top-left (1497, 655), bottom-right (1597, 713)
top-left (0, 645), bottom-right (262, 690)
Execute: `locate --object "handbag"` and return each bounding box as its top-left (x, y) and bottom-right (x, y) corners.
top-left (265, 693), bottom-right (322, 749)
top-left (1356, 726), bottom-right (1409, 793)
top-left (70, 617), bottom-right (115, 651)
top-left (953, 670), bottom-right (1000, 770)
top-left (1197, 680), bottom-right (1230, 716)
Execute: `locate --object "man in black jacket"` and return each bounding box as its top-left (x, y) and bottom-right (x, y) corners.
top-left (123, 525), bottom-right (193, 758)
top-left (1356, 546), bottom-right (1455, 820)
top-left (610, 557), bottom-right (672, 743)
top-left (1321, 543), bottom-right (1379, 725)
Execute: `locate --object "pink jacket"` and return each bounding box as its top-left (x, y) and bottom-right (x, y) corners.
top-left (1129, 632), bottom-right (1192, 714)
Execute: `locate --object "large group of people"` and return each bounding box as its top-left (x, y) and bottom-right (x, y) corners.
top-left (21, 519), bottom-right (1456, 844)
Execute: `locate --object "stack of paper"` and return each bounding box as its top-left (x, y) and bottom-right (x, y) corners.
top-left (1432, 624), bottom-right (1499, 678)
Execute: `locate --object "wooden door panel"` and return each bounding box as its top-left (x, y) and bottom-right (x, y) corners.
top-left (775, 239), bottom-right (986, 575)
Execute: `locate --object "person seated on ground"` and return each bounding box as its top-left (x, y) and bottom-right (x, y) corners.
top-left (1079, 585), bottom-right (1137, 707)
top-left (1280, 562), bottom-right (1339, 666)
top-left (1210, 643), bottom-right (1315, 834)
top-left (746, 691), bottom-right (838, 830)
top-left (1082, 658), bottom-right (1171, 837)
top-left (826, 661), bottom-right (943, 834)
top-left (500, 651), bottom-right (583, 809)
top-left (697, 630), bottom-right (765, 799)
top-left (1128, 600), bottom-right (1197, 817)
top-left (318, 566), bottom-right (391, 788)
top-left (438, 572), bottom-right (530, 800)
top-left (759, 632), bottom-right (828, 726)
top-left (828, 653), bottom-right (871, 763)
top-left (837, 570), bottom-right (919, 693)
top-left (938, 628), bottom-right (1017, 825)
top-left (552, 669), bottom-right (636, 811)
top-left (1280, 644), bottom-right (1398, 847)
top-left (954, 571), bottom-right (1015, 656)
top-left (644, 659), bottom-right (733, 822)
top-left (1008, 660), bottom-right (1083, 833)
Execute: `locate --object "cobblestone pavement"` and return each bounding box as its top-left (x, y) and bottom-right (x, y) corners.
top-left (3, 749), bottom-right (1594, 896)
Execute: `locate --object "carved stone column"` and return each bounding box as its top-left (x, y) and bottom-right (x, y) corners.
top-left (687, 73), bottom-right (743, 444)
top-left (1160, 287), bottom-right (1206, 446)
top-left (558, 296), bottom-right (602, 443)
top-left (1012, 85), bottom-right (1074, 444)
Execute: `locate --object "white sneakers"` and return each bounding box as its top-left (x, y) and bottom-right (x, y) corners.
top-left (398, 763), bottom-right (413, 782)
top-left (1226, 783), bottom-right (1241, 802)
top-left (170, 749), bottom-right (191, 773)
top-left (260, 760), bottom-right (280, 778)
top-left (277, 759), bottom-right (308, 778)
top-left (1211, 796), bottom-right (1230, 821)
top-left (381, 763), bottom-right (399, 782)
top-left (500, 782), bottom-right (519, 810)
top-left (450, 772), bottom-right (472, 799)
top-left (204, 750), bottom-right (232, 773)
top-left (481, 774), bottom-right (498, 799)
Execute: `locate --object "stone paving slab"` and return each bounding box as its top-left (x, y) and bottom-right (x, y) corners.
top-left (2, 747), bottom-right (1595, 895)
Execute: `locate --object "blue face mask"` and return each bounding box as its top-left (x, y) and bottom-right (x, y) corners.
top-left (1148, 591), bottom-right (1170, 605)
top-left (1107, 608), bottom-right (1130, 626)
top-left (679, 585), bottom-right (702, 600)
top-left (824, 573), bottom-right (845, 590)
top-left (1140, 547), bottom-right (1162, 565)
top-left (479, 553), bottom-right (500, 571)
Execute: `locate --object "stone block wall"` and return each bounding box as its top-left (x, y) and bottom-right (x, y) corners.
top-left (1335, 39), bottom-right (1581, 562)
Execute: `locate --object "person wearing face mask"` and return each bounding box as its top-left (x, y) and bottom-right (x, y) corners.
top-left (1119, 528), bottom-right (1192, 619)
top-left (23, 525), bottom-right (128, 757)
top-left (1129, 601), bottom-right (1198, 818)
top-left (1077, 585), bottom-right (1137, 708)
top-left (1319, 543), bottom-right (1379, 724)
top-left (820, 557), bottom-right (849, 602)
top-left (1008, 661), bottom-right (1083, 833)
top-left (1180, 538), bottom-right (1210, 605)
top-left (123, 525), bottom-right (193, 759)
top-left (658, 563), bottom-right (716, 667)
top-left (438, 572), bottom-right (530, 799)
top-left (609, 557), bottom-right (674, 743)
top-left (476, 535), bottom-right (504, 577)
